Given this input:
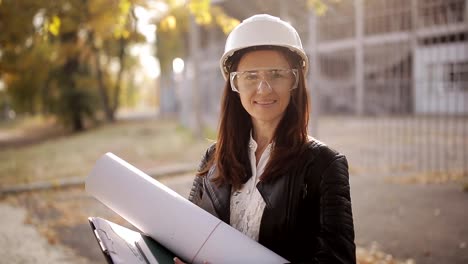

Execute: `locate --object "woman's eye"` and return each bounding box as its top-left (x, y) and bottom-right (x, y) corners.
top-left (271, 71), bottom-right (285, 78)
top-left (244, 73), bottom-right (258, 81)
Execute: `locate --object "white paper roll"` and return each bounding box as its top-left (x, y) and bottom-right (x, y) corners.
top-left (86, 152), bottom-right (288, 264)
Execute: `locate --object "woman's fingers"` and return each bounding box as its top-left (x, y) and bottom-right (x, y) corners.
top-left (173, 257), bottom-right (186, 264)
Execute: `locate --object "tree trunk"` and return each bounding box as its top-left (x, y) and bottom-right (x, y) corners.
top-left (110, 37), bottom-right (127, 121)
top-left (94, 49), bottom-right (114, 122)
top-left (89, 32), bottom-right (114, 122)
top-left (72, 111), bottom-right (84, 131)
top-left (63, 56), bottom-right (84, 132)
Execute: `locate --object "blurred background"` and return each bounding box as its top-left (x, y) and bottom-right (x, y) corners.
top-left (0, 0), bottom-right (467, 263)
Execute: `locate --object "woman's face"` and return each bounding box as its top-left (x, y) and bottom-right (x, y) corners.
top-left (235, 49), bottom-right (295, 128)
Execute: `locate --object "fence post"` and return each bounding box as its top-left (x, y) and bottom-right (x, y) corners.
top-left (355, 0), bottom-right (365, 116)
top-left (189, 15), bottom-right (203, 138)
top-left (308, 11), bottom-right (320, 137)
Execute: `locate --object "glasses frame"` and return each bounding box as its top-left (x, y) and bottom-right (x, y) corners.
top-left (229, 68), bottom-right (299, 93)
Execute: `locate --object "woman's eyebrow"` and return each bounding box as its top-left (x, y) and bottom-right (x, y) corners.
top-left (237, 67), bottom-right (291, 71)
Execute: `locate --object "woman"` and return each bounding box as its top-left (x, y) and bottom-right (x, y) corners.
top-left (177, 14), bottom-right (355, 263)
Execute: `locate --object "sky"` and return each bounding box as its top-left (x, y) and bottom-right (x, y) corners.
top-left (132, 5), bottom-right (162, 79)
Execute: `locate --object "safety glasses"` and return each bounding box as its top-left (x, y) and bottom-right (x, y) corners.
top-left (230, 68), bottom-right (299, 93)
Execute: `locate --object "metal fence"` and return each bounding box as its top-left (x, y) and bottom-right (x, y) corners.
top-left (172, 0), bottom-right (468, 178)
top-left (314, 0), bottom-right (468, 177)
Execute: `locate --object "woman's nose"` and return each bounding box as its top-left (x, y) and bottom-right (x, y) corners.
top-left (256, 79), bottom-right (273, 93)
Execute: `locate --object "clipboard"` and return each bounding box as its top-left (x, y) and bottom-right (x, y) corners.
top-left (88, 217), bottom-right (176, 264)
top-left (89, 218), bottom-right (113, 264)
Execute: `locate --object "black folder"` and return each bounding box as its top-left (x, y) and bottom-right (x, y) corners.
top-left (88, 217), bottom-right (176, 264)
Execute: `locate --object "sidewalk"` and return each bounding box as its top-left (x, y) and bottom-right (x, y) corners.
top-left (351, 174), bottom-right (468, 264)
top-left (0, 203), bottom-right (88, 264)
top-left (0, 172), bottom-right (197, 264)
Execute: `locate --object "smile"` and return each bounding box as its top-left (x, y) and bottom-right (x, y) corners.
top-left (254, 100), bottom-right (277, 106)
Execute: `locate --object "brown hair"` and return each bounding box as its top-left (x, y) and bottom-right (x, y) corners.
top-left (197, 46), bottom-right (310, 190)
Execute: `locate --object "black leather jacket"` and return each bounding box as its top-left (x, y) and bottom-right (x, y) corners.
top-left (188, 140), bottom-right (356, 263)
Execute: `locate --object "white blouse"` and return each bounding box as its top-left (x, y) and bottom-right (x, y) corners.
top-left (229, 133), bottom-right (271, 241)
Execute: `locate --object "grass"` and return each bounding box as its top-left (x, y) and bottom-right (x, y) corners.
top-left (0, 118), bottom-right (213, 187)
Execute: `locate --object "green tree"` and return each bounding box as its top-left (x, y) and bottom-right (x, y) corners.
top-left (0, 0), bottom-right (332, 131)
top-left (0, 0), bottom-right (145, 131)
top-left (0, 1), bottom-right (47, 115)
top-left (154, 0), bottom-right (240, 116)
top-left (84, 0), bottom-right (145, 122)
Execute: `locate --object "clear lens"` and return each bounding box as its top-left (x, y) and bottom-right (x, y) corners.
top-left (230, 68), bottom-right (298, 93)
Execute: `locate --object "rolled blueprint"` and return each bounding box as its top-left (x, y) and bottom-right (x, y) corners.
top-left (86, 153), bottom-right (288, 264)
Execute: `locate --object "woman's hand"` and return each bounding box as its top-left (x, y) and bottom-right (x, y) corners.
top-left (173, 257), bottom-right (186, 264)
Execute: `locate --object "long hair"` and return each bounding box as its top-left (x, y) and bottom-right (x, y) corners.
top-left (197, 46), bottom-right (310, 190)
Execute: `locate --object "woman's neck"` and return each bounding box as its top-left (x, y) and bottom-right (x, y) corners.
top-left (252, 120), bottom-right (277, 150)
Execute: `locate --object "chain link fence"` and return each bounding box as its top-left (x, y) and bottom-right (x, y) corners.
top-left (314, 0), bottom-right (467, 178)
top-left (173, 0), bottom-right (467, 179)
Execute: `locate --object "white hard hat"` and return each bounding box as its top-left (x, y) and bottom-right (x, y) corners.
top-left (220, 14), bottom-right (308, 80)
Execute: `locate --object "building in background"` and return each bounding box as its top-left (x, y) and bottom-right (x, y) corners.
top-left (315, 0), bottom-right (467, 115)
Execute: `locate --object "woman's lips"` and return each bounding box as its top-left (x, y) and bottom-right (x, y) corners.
top-left (254, 100), bottom-right (276, 105)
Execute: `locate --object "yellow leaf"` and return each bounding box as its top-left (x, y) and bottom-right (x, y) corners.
top-left (188, 0), bottom-right (212, 25)
top-left (111, 0), bottom-right (132, 39)
top-left (195, 13), bottom-right (212, 24)
top-left (48, 16), bottom-right (61, 36)
top-left (119, 0), bottom-right (131, 13)
top-left (212, 6), bottom-right (239, 34)
top-left (161, 15), bottom-right (177, 31)
top-left (188, 0), bottom-right (210, 13)
top-left (122, 30), bottom-right (130, 38)
top-left (307, 0), bottom-right (328, 16)
top-left (113, 29), bottom-right (128, 39)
